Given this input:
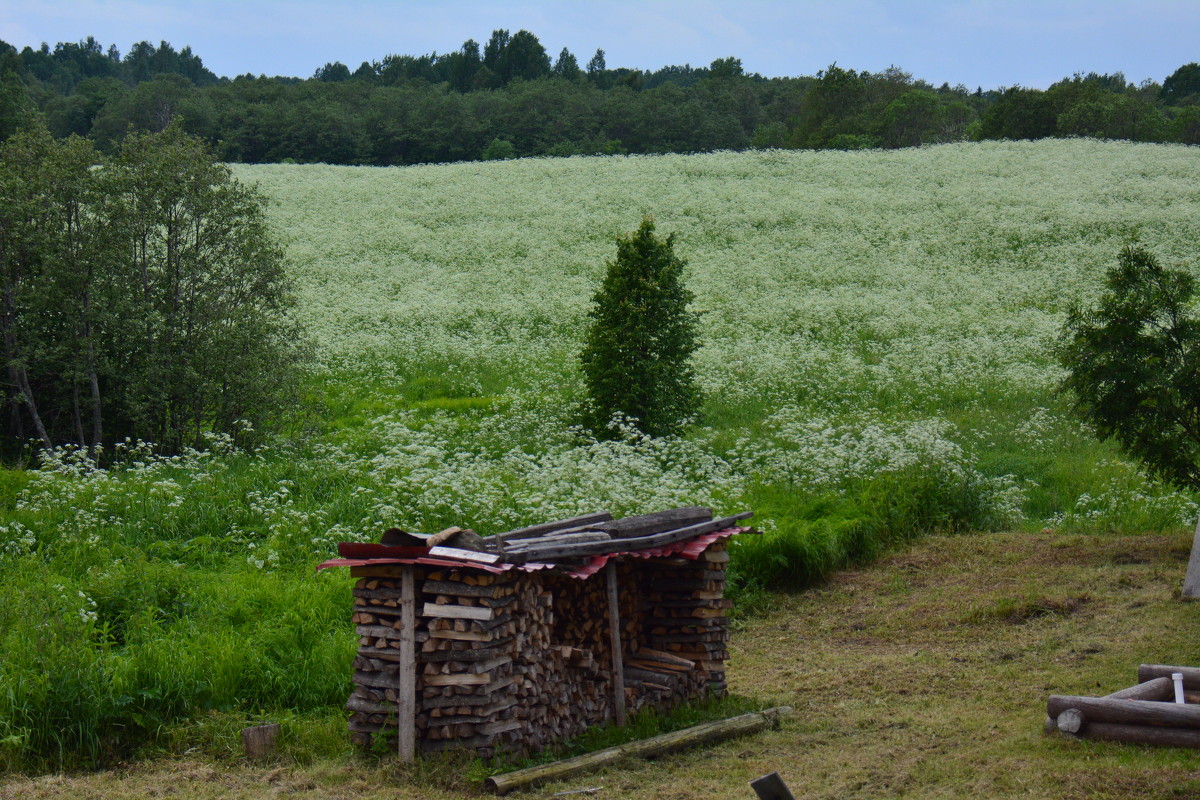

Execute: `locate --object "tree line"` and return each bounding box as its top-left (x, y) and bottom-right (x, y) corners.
top-left (0, 122), bottom-right (307, 457)
top-left (1, 31), bottom-right (1198, 166)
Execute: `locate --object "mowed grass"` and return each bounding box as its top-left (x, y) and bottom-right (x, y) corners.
top-left (4, 530), bottom-right (1198, 799)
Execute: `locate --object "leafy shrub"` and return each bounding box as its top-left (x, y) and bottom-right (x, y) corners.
top-left (1059, 245), bottom-right (1200, 491)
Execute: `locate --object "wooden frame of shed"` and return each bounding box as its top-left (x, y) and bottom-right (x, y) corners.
top-left (318, 507), bottom-right (754, 758)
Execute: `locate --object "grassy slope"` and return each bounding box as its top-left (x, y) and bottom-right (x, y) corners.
top-left (4, 530), bottom-right (1199, 799)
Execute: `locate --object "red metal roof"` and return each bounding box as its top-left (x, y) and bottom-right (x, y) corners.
top-left (316, 526), bottom-right (747, 579)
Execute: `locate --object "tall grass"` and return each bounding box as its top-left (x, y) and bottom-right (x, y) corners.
top-left (0, 559), bottom-right (353, 771)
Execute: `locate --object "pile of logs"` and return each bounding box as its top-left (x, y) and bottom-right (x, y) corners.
top-left (638, 538), bottom-right (732, 697)
top-left (331, 505), bottom-right (754, 758)
top-left (1047, 664), bottom-right (1200, 748)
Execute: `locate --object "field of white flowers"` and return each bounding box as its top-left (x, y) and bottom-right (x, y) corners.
top-left (2, 139), bottom-right (1199, 770)
top-left (243, 138), bottom-right (1200, 533)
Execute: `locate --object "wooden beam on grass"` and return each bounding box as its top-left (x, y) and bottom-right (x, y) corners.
top-left (484, 706), bottom-right (793, 794)
top-left (1047, 695), bottom-right (1200, 728)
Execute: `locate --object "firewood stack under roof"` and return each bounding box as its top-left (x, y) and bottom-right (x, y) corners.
top-left (317, 505), bottom-right (755, 758)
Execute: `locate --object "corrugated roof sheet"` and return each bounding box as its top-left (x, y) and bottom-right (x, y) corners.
top-left (316, 525), bottom-right (748, 579)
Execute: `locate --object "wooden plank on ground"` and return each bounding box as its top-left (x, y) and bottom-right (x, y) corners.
top-left (484, 706), bottom-right (792, 794)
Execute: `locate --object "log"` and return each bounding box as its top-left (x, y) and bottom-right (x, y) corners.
top-left (355, 669), bottom-right (401, 689)
top-left (624, 667), bottom-right (680, 686)
top-left (1138, 665), bottom-right (1200, 690)
top-left (1074, 721), bottom-right (1200, 748)
top-left (1056, 708), bottom-right (1085, 734)
top-left (1106, 677), bottom-right (1174, 701)
top-left (356, 624), bottom-right (404, 639)
top-left (346, 695), bottom-right (394, 714)
top-left (420, 645), bottom-right (511, 663)
top-left (424, 673), bottom-right (491, 686)
top-left (241, 723), bottom-right (280, 759)
top-left (484, 707), bottom-right (792, 794)
top-left (1047, 695), bottom-right (1200, 728)
top-left (423, 693), bottom-right (519, 710)
top-left (421, 580), bottom-right (506, 598)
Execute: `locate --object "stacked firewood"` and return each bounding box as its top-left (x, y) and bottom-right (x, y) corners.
top-left (347, 571), bottom-right (414, 745)
top-left (347, 568), bottom-right (622, 756)
top-left (338, 506), bottom-right (751, 757)
top-left (640, 540), bottom-right (732, 695)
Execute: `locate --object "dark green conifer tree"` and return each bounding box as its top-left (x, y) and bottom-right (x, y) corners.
top-left (579, 217), bottom-right (700, 438)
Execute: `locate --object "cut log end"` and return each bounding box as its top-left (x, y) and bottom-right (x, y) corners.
top-left (241, 723), bottom-right (281, 759)
top-left (1056, 708), bottom-right (1085, 735)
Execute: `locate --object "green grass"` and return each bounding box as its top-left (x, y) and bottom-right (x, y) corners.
top-left (5, 531), bottom-right (1200, 799)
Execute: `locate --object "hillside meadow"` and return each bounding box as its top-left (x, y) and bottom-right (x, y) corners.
top-left (2, 139), bottom-right (1200, 773)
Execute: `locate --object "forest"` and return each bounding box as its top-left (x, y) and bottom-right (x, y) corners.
top-left (2, 30), bottom-right (1199, 164)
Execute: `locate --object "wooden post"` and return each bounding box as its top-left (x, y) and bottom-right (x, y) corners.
top-left (1182, 512), bottom-right (1200, 598)
top-left (750, 772), bottom-right (796, 800)
top-left (606, 560), bottom-right (626, 727)
top-left (397, 564), bottom-right (416, 761)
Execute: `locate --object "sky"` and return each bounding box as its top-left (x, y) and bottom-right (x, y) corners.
top-left (1, 1), bottom-right (1197, 90)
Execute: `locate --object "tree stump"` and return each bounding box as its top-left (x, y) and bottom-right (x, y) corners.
top-left (242, 723), bottom-right (280, 759)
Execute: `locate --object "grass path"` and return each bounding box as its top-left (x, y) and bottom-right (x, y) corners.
top-left (5, 531), bottom-right (1200, 798)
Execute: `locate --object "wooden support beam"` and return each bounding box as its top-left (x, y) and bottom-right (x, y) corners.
top-left (1181, 512), bottom-right (1200, 598)
top-left (397, 565), bottom-right (416, 762)
top-left (606, 560), bottom-right (626, 728)
top-left (490, 512), bottom-right (614, 551)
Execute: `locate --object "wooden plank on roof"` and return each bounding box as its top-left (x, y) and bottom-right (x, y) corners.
top-left (500, 512), bottom-right (752, 564)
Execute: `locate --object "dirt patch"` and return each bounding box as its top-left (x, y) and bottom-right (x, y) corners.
top-left (965, 594), bottom-right (1091, 625)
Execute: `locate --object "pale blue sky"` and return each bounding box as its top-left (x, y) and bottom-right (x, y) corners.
top-left (2, 1), bottom-right (1196, 89)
